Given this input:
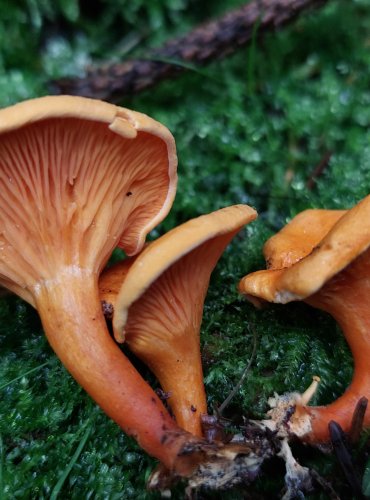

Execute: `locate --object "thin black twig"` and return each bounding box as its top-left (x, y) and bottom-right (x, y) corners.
top-left (218, 324), bottom-right (257, 415)
top-left (310, 470), bottom-right (341, 500)
top-left (306, 150), bottom-right (332, 190)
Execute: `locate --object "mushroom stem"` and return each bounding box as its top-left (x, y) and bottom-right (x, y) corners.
top-left (28, 268), bottom-right (271, 488)
top-left (138, 328), bottom-right (206, 436)
top-left (33, 268), bottom-right (193, 469)
top-left (299, 376), bottom-right (320, 406)
top-left (301, 269), bottom-right (370, 441)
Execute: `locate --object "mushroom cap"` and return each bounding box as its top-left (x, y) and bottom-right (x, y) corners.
top-left (264, 209), bottom-right (347, 269)
top-left (111, 204), bottom-right (257, 339)
top-left (99, 257), bottom-right (135, 309)
top-left (0, 95), bottom-right (177, 304)
top-left (239, 197), bottom-right (370, 303)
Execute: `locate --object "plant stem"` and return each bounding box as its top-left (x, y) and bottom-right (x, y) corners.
top-left (0, 361), bottom-right (51, 391)
top-left (218, 325), bottom-right (257, 415)
top-left (50, 421), bottom-right (91, 500)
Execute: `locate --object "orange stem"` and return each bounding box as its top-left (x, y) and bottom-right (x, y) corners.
top-left (34, 269), bottom-right (194, 469)
top-left (136, 329), bottom-right (207, 437)
top-left (301, 280), bottom-right (370, 442)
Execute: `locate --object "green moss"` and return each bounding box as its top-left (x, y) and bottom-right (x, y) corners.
top-left (1, 0), bottom-right (370, 497)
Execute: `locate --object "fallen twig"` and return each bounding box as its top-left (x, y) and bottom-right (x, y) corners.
top-left (306, 150), bottom-right (332, 190)
top-left (53, 0), bottom-right (328, 101)
top-left (218, 324), bottom-right (257, 415)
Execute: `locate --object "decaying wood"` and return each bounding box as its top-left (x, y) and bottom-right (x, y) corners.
top-left (53, 0), bottom-right (328, 102)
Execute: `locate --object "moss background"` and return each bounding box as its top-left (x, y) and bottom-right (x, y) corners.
top-left (1, 0), bottom-right (370, 497)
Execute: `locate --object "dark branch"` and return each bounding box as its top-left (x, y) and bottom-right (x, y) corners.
top-left (52, 0), bottom-right (329, 102)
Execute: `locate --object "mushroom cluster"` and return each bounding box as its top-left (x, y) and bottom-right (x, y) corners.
top-left (0, 95), bottom-right (263, 490)
top-left (239, 195), bottom-right (370, 444)
top-left (4, 94), bottom-right (365, 494)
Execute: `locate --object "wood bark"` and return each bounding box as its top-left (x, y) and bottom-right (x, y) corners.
top-left (53, 0), bottom-right (328, 101)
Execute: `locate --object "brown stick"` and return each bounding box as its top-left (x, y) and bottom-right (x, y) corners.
top-left (306, 150), bottom-right (332, 190)
top-left (53, 0), bottom-right (328, 101)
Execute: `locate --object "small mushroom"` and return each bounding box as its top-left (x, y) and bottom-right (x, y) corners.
top-left (99, 204), bottom-right (257, 436)
top-left (239, 197), bottom-right (370, 443)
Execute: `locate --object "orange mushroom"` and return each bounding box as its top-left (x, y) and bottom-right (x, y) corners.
top-left (239, 197), bottom-right (370, 443)
top-left (99, 204), bottom-right (257, 436)
top-left (0, 95), bottom-right (187, 466)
